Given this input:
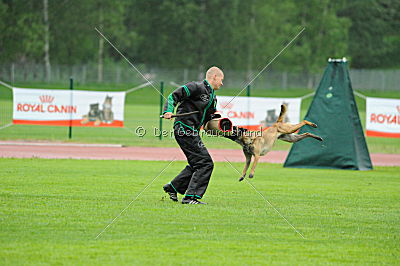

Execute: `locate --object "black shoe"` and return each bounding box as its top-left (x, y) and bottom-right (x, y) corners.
top-left (163, 184), bottom-right (178, 202)
top-left (182, 198), bottom-right (207, 205)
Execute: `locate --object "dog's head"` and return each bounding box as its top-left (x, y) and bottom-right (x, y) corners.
top-left (223, 126), bottom-right (252, 145)
top-left (89, 103), bottom-right (99, 115)
top-left (233, 130), bottom-right (254, 147)
top-left (103, 95), bottom-right (113, 108)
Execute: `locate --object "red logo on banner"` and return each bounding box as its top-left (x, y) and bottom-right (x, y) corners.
top-left (220, 102), bottom-right (233, 109)
top-left (39, 95), bottom-right (54, 103)
top-left (370, 113), bottom-right (400, 124)
top-left (227, 111), bottom-right (255, 119)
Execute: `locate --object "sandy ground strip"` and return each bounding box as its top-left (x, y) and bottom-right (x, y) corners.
top-left (0, 141), bottom-right (399, 166)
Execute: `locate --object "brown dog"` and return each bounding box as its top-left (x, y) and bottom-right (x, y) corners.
top-left (231, 104), bottom-right (323, 181)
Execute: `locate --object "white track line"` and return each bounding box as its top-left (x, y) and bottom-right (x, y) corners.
top-left (0, 141), bottom-right (122, 147)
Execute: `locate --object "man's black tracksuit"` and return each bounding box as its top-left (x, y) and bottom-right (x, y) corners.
top-left (163, 79), bottom-right (217, 199)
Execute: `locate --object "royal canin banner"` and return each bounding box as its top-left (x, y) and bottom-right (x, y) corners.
top-left (12, 88), bottom-right (126, 127)
top-left (366, 97), bottom-right (400, 138)
top-left (217, 96), bottom-right (302, 130)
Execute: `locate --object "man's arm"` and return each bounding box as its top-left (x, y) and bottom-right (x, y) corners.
top-left (162, 82), bottom-right (197, 119)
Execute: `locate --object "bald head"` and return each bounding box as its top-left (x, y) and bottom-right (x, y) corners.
top-left (206, 66), bottom-right (223, 80)
top-left (206, 66), bottom-right (224, 90)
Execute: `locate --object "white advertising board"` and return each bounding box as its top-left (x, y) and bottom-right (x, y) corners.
top-left (366, 97), bottom-right (400, 138)
top-left (13, 88), bottom-right (126, 127)
top-left (217, 96), bottom-right (302, 130)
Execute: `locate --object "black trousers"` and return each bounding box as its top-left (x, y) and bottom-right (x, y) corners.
top-left (170, 126), bottom-right (214, 199)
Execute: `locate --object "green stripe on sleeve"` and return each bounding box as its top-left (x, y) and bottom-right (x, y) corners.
top-left (165, 93), bottom-right (175, 113)
top-left (183, 85), bottom-right (190, 97)
top-left (198, 91), bottom-right (215, 129)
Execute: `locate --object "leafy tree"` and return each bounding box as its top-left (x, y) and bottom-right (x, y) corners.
top-left (0, 0), bottom-right (397, 74)
top-left (1, 0), bottom-right (44, 63)
top-left (339, 0), bottom-right (400, 68)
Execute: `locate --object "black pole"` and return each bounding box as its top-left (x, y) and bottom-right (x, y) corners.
top-left (246, 85), bottom-right (251, 126)
top-left (68, 78), bottom-right (73, 139)
top-left (159, 81), bottom-right (164, 140)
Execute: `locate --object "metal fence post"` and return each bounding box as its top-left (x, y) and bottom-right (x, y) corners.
top-left (159, 81), bottom-right (164, 140)
top-left (68, 78), bottom-right (73, 139)
top-left (246, 84), bottom-right (251, 127)
top-left (282, 71), bottom-right (287, 90)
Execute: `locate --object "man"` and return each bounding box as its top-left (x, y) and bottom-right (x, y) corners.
top-left (162, 66), bottom-right (224, 205)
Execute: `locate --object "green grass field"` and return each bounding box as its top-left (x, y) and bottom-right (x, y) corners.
top-left (1, 82), bottom-right (399, 153)
top-left (0, 158), bottom-right (399, 264)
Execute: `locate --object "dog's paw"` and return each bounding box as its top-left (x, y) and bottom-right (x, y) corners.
top-left (308, 133), bottom-right (323, 141)
top-left (239, 177), bottom-right (244, 182)
top-left (249, 174), bottom-right (254, 179)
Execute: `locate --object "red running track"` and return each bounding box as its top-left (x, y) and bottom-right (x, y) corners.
top-left (0, 141), bottom-right (399, 166)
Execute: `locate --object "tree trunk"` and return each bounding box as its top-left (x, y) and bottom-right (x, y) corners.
top-left (307, 73), bottom-right (314, 89)
top-left (97, 10), bottom-right (104, 83)
top-left (43, 0), bottom-right (51, 82)
top-left (247, 2), bottom-right (255, 84)
top-left (98, 37), bottom-right (104, 83)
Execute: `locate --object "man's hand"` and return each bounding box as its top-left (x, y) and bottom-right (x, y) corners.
top-left (163, 112), bottom-right (173, 119)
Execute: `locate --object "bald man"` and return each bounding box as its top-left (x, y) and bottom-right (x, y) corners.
top-left (162, 66), bottom-right (224, 204)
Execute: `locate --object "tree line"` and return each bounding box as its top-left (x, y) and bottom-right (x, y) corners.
top-left (0, 0), bottom-right (399, 82)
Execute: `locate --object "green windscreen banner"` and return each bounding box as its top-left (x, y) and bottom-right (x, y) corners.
top-left (284, 60), bottom-right (373, 170)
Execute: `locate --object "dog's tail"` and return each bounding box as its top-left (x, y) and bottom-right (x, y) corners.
top-left (276, 104), bottom-right (287, 123)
